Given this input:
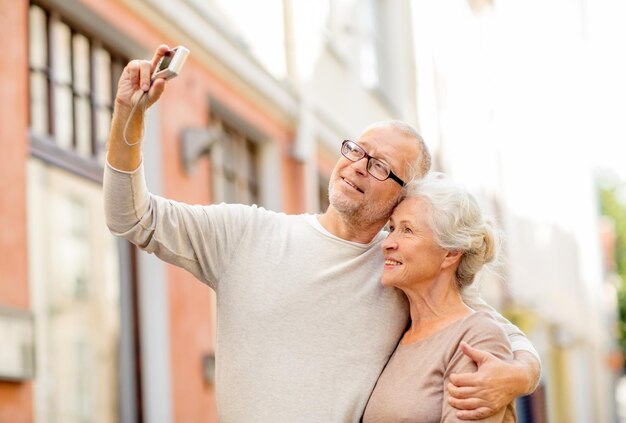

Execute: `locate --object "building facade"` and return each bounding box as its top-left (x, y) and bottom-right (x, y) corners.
top-left (0, 0), bottom-right (418, 421)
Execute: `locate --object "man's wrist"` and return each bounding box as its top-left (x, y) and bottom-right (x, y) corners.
top-left (513, 351), bottom-right (541, 395)
top-left (510, 361), bottom-right (532, 396)
top-left (113, 100), bottom-right (133, 122)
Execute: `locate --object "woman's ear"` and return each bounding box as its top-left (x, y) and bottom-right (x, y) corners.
top-left (441, 250), bottom-right (462, 270)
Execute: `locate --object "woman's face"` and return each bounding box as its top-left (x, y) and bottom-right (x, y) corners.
top-left (381, 197), bottom-right (449, 289)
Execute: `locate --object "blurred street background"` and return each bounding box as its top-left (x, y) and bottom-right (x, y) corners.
top-left (1, 0), bottom-right (625, 422)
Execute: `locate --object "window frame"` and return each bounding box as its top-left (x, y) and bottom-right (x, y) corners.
top-left (207, 98), bottom-right (266, 206)
top-left (209, 117), bottom-right (261, 206)
top-left (28, 2), bottom-right (128, 184)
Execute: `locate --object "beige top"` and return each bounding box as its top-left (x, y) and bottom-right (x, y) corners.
top-left (362, 311), bottom-right (516, 423)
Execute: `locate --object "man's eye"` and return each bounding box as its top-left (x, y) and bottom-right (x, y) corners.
top-left (388, 225), bottom-right (395, 232)
top-left (403, 227), bottom-right (413, 234)
top-left (373, 161), bottom-right (387, 172)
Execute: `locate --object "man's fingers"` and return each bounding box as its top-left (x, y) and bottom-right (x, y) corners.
top-left (150, 44), bottom-right (171, 68)
top-left (460, 342), bottom-right (491, 365)
top-left (147, 78), bottom-right (166, 106)
top-left (456, 406), bottom-right (496, 420)
top-left (115, 46), bottom-right (172, 110)
top-left (124, 59), bottom-right (152, 89)
top-left (449, 372), bottom-right (478, 387)
top-left (447, 382), bottom-right (477, 399)
top-left (126, 60), bottom-right (141, 88)
top-left (139, 60), bottom-right (154, 92)
top-left (448, 396), bottom-right (485, 411)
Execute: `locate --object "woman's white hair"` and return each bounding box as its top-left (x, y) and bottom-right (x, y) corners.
top-left (403, 172), bottom-right (500, 290)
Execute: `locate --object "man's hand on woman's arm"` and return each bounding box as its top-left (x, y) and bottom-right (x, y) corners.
top-left (447, 342), bottom-right (541, 420)
top-left (107, 45), bottom-right (170, 172)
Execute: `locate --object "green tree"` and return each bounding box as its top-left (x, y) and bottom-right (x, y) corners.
top-left (599, 183), bottom-right (626, 362)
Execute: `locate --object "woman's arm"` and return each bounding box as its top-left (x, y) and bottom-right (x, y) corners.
top-left (441, 314), bottom-right (518, 422)
top-left (447, 343), bottom-right (530, 420)
top-left (456, 287), bottom-right (540, 417)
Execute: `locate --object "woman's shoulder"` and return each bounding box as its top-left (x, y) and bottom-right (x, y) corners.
top-left (463, 310), bottom-right (499, 325)
top-left (458, 311), bottom-right (511, 344)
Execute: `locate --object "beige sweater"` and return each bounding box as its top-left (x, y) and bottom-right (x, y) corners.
top-left (104, 163), bottom-right (532, 422)
top-left (363, 311), bottom-right (516, 423)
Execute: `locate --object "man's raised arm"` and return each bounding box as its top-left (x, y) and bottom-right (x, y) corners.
top-left (107, 45), bottom-right (170, 171)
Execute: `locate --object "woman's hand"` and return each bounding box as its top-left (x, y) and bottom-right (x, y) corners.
top-left (446, 342), bottom-right (540, 420)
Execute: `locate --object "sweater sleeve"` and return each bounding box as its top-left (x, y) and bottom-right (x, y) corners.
top-left (103, 161), bottom-right (252, 289)
top-left (462, 284), bottom-right (540, 360)
top-left (441, 314), bottom-right (517, 423)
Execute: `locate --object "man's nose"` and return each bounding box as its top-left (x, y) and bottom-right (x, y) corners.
top-left (351, 156), bottom-right (369, 176)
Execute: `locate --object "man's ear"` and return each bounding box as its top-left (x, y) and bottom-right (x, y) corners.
top-left (441, 250), bottom-right (462, 270)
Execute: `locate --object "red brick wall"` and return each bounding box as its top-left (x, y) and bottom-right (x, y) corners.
top-left (0, 0), bottom-right (33, 421)
top-left (3, 0), bottom-right (298, 419)
top-left (80, 1), bottom-right (297, 421)
top-left (159, 50), bottom-right (295, 422)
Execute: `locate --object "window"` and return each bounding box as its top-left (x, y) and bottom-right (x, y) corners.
top-left (28, 3), bottom-right (127, 166)
top-left (357, 0), bottom-right (381, 89)
top-left (325, 0), bottom-right (382, 89)
top-left (28, 159), bottom-right (121, 422)
top-left (27, 4), bottom-right (127, 421)
top-left (209, 117), bottom-right (260, 205)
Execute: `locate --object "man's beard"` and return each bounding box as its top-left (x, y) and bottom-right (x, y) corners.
top-left (328, 182), bottom-right (397, 228)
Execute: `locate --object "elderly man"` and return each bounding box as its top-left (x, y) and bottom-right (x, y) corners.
top-left (104, 46), bottom-right (539, 422)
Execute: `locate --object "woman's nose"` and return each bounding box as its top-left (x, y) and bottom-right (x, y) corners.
top-left (381, 235), bottom-right (397, 251)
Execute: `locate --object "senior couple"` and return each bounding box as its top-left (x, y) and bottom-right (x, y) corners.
top-left (104, 46), bottom-right (539, 422)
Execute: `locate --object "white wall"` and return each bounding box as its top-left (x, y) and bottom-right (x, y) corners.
top-left (412, 0), bottom-right (617, 421)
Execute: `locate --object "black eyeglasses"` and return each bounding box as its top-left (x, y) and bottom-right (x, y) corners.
top-left (341, 140), bottom-right (405, 187)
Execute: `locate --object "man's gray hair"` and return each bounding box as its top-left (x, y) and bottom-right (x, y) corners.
top-left (360, 120), bottom-right (432, 181)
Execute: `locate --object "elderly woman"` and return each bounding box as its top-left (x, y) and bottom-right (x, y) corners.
top-left (362, 173), bottom-right (516, 423)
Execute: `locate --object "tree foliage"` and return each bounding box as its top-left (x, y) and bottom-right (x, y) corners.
top-left (599, 184), bottom-right (626, 360)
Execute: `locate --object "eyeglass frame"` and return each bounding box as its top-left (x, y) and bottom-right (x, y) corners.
top-left (340, 140), bottom-right (406, 187)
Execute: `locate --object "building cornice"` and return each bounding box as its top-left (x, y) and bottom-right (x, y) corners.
top-left (127, 0), bottom-right (299, 128)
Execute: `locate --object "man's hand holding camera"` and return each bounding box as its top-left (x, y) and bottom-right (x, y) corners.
top-left (108, 45), bottom-right (171, 171)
